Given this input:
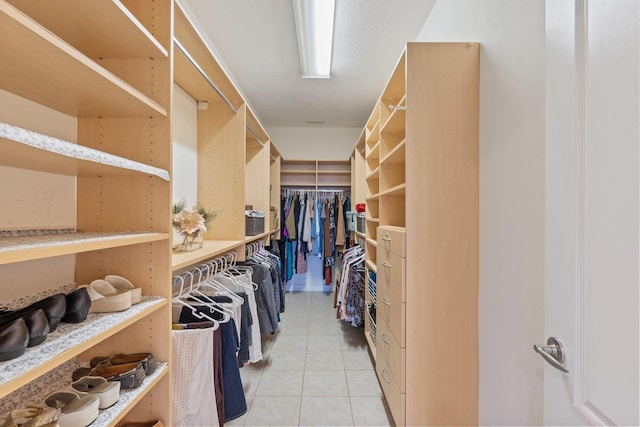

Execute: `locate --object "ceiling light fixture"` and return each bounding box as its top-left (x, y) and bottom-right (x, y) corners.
top-left (293, 0), bottom-right (336, 78)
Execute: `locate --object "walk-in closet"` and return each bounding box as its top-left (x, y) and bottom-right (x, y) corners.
top-left (0, 0), bottom-right (479, 427)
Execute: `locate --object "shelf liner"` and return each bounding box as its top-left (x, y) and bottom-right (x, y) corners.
top-left (0, 296), bottom-right (165, 385)
top-left (0, 122), bottom-right (170, 181)
top-left (0, 360), bottom-right (168, 427)
top-left (0, 230), bottom-right (159, 253)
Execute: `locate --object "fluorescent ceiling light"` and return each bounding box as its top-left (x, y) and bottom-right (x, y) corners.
top-left (293, 0), bottom-right (336, 78)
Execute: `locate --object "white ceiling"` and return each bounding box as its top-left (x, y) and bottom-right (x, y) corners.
top-left (178, 0), bottom-right (436, 129)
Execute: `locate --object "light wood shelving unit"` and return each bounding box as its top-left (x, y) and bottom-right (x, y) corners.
top-left (0, 0), bottom-right (173, 423)
top-left (281, 159), bottom-right (351, 191)
top-left (173, 3), bottom-right (279, 263)
top-left (356, 42), bottom-right (479, 426)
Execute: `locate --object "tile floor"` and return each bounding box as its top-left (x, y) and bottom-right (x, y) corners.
top-left (226, 290), bottom-right (394, 427)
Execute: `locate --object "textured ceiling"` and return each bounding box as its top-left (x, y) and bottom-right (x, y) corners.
top-left (177, 0), bottom-right (436, 129)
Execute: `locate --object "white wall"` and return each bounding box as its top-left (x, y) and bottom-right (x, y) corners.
top-left (267, 126), bottom-right (361, 160)
top-left (172, 84), bottom-right (198, 208)
top-left (415, 1), bottom-right (545, 425)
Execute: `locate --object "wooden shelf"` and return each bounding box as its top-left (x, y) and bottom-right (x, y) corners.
top-left (94, 361), bottom-right (169, 427)
top-left (366, 237), bottom-right (377, 247)
top-left (381, 140), bottom-right (406, 165)
top-left (366, 193), bottom-right (380, 201)
top-left (366, 166), bottom-right (380, 180)
top-left (0, 1), bottom-right (167, 118)
top-left (245, 228), bottom-right (280, 244)
top-left (281, 170), bottom-right (316, 175)
top-left (366, 259), bottom-right (377, 272)
top-left (355, 231), bottom-right (366, 239)
top-left (0, 296), bottom-right (167, 399)
top-left (381, 108), bottom-right (406, 134)
top-left (379, 183), bottom-right (407, 197)
top-left (172, 240), bottom-right (244, 271)
top-left (366, 120), bottom-right (380, 145)
top-left (5, 0), bottom-right (168, 59)
top-left (0, 122), bottom-right (170, 180)
top-left (367, 217), bottom-right (380, 223)
top-left (367, 141), bottom-right (380, 161)
top-left (0, 232), bottom-right (168, 265)
top-left (318, 170), bottom-right (351, 175)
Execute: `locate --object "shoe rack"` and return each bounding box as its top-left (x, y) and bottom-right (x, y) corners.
top-left (356, 42), bottom-right (479, 426)
top-left (0, 0), bottom-right (172, 424)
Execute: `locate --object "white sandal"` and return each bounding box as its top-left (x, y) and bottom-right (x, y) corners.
top-left (79, 280), bottom-right (131, 313)
top-left (69, 376), bottom-right (120, 409)
top-left (104, 275), bottom-right (142, 304)
top-left (44, 392), bottom-right (99, 427)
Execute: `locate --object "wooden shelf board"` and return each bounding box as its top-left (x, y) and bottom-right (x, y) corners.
top-left (366, 237), bottom-right (378, 247)
top-left (0, 123), bottom-right (170, 180)
top-left (0, 296), bottom-right (167, 399)
top-left (366, 193), bottom-right (380, 201)
top-left (355, 231), bottom-right (366, 239)
top-left (379, 183), bottom-right (407, 197)
top-left (381, 108), bottom-right (406, 135)
top-left (380, 140), bottom-right (406, 165)
top-left (317, 170), bottom-right (351, 175)
top-left (0, 2), bottom-right (167, 118)
top-left (93, 362), bottom-right (169, 427)
top-left (0, 232), bottom-right (169, 265)
top-left (366, 218), bottom-right (380, 223)
top-left (366, 121), bottom-right (380, 145)
top-left (5, 0), bottom-right (168, 59)
top-left (366, 167), bottom-right (380, 180)
top-left (172, 239), bottom-right (244, 271)
top-left (281, 170), bottom-right (316, 175)
top-left (245, 228), bottom-right (280, 244)
top-left (366, 142), bottom-right (380, 161)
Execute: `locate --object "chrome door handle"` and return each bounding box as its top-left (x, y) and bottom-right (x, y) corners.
top-left (533, 337), bottom-right (569, 373)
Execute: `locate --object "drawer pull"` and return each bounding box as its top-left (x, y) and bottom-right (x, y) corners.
top-left (381, 262), bottom-right (391, 269)
top-left (381, 333), bottom-right (391, 344)
top-left (382, 235), bottom-right (391, 242)
top-left (381, 369), bottom-right (391, 383)
top-left (381, 297), bottom-right (391, 306)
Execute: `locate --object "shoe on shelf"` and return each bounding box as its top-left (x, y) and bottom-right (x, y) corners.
top-left (69, 376), bottom-right (120, 409)
top-left (72, 362), bottom-right (145, 390)
top-left (0, 294), bottom-right (66, 333)
top-left (104, 275), bottom-right (142, 304)
top-left (79, 280), bottom-right (131, 313)
top-left (90, 353), bottom-right (156, 376)
top-left (0, 318), bottom-right (29, 362)
top-left (0, 308), bottom-right (49, 348)
top-left (1, 405), bottom-right (60, 427)
top-left (44, 392), bottom-right (99, 427)
top-left (61, 288), bottom-right (90, 324)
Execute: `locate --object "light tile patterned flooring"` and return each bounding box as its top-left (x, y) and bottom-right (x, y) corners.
top-left (226, 290), bottom-right (394, 427)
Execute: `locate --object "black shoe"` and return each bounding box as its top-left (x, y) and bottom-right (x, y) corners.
top-left (62, 288), bottom-right (91, 323)
top-left (0, 318), bottom-right (29, 361)
top-left (0, 308), bottom-right (50, 347)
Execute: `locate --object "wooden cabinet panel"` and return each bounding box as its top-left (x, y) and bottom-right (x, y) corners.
top-left (376, 350), bottom-right (406, 425)
top-left (377, 226), bottom-right (406, 257)
top-left (377, 243), bottom-right (406, 301)
top-left (377, 280), bottom-right (405, 348)
top-left (376, 315), bottom-right (406, 392)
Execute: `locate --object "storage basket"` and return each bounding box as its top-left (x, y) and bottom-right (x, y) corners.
top-left (245, 216), bottom-right (265, 236)
top-left (356, 213), bottom-right (366, 234)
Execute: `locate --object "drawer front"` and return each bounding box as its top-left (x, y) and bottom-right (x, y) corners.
top-left (377, 281), bottom-right (405, 347)
top-left (376, 315), bottom-right (406, 392)
top-left (376, 350), bottom-right (406, 426)
top-left (377, 226), bottom-right (406, 258)
top-left (377, 247), bottom-right (406, 301)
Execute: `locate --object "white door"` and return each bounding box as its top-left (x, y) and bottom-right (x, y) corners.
top-left (544, 0), bottom-right (639, 425)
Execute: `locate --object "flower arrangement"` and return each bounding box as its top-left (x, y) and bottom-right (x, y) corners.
top-left (172, 201), bottom-right (221, 251)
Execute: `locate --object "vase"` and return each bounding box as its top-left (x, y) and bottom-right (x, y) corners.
top-left (173, 232), bottom-right (204, 252)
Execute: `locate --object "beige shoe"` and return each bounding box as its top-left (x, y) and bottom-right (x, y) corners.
top-left (2, 406), bottom-right (60, 427)
top-left (104, 275), bottom-right (142, 304)
top-left (80, 280), bottom-right (132, 313)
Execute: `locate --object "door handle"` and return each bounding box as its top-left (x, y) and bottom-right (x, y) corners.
top-left (533, 337), bottom-right (569, 373)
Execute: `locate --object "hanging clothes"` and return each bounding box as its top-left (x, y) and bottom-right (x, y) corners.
top-left (241, 260), bottom-right (279, 334)
top-left (335, 195), bottom-right (346, 248)
top-left (171, 323), bottom-right (219, 427)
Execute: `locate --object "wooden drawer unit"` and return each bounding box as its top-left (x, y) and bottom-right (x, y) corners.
top-left (377, 280), bottom-right (406, 347)
top-left (376, 349), bottom-right (406, 426)
top-left (377, 244), bottom-right (406, 301)
top-left (378, 226), bottom-right (406, 257)
top-left (376, 315), bottom-right (406, 391)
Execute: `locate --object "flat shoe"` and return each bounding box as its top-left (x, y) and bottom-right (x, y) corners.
top-left (0, 318), bottom-right (28, 362)
top-left (72, 362), bottom-right (145, 389)
top-left (79, 280), bottom-right (131, 313)
top-left (90, 352), bottom-right (156, 375)
top-left (0, 294), bottom-right (66, 332)
top-left (45, 391), bottom-right (99, 427)
top-left (61, 288), bottom-right (90, 323)
top-left (104, 275), bottom-right (142, 304)
top-left (116, 422), bottom-right (164, 427)
top-left (0, 308), bottom-right (49, 348)
top-left (69, 376), bottom-right (120, 409)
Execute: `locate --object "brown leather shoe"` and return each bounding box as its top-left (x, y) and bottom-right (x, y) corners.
top-left (72, 362), bottom-right (145, 389)
top-left (90, 353), bottom-right (156, 375)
